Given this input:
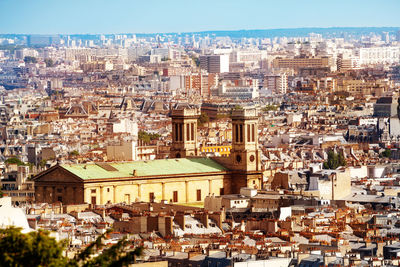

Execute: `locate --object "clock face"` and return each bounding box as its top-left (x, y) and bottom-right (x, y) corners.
top-left (236, 155), bottom-right (242, 163)
top-left (250, 155), bottom-right (255, 162)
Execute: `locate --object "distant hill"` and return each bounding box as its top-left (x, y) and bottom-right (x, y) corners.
top-left (1, 27), bottom-right (399, 39)
top-left (135, 27), bottom-right (400, 38)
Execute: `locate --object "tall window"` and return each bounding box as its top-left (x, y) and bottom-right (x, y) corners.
top-left (191, 123), bottom-right (195, 141)
top-left (175, 124), bottom-right (179, 141)
top-left (252, 124), bottom-right (255, 142)
top-left (179, 124), bottom-right (183, 141)
top-left (173, 191), bottom-right (178, 202)
top-left (239, 124), bottom-right (243, 142)
top-left (247, 124), bottom-right (251, 142)
top-left (197, 189), bottom-right (201, 201)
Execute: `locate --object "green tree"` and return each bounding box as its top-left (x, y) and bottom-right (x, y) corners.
top-left (138, 131), bottom-right (161, 143)
top-left (0, 227), bottom-right (143, 267)
top-left (262, 105), bottom-right (278, 112)
top-left (69, 150), bottom-right (79, 157)
top-left (24, 56), bottom-right (37, 64)
top-left (198, 112), bottom-right (210, 126)
top-left (70, 229), bottom-right (143, 267)
top-left (44, 58), bottom-right (55, 67)
top-left (5, 157), bottom-right (25, 166)
top-left (192, 56), bottom-right (200, 67)
top-left (323, 150), bottom-right (347, 169)
top-left (381, 149), bottom-right (392, 158)
top-left (0, 227), bottom-right (67, 267)
top-left (233, 105), bottom-right (243, 110)
top-left (39, 159), bottom-right (47, 168)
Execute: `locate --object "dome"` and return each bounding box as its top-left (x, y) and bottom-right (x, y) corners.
top-left (0, 197), bottom-right (31, 233)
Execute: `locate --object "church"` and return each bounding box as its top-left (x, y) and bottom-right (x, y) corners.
top-left (33, 107), bottom-right (263, 205)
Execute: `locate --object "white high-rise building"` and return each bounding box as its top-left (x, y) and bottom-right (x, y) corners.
top-left (358, 46), bottom-right (400, 65)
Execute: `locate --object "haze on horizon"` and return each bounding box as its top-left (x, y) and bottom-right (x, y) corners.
top-left (0, 0), bottom-right (399, 35)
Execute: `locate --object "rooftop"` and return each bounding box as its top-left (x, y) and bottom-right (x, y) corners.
top-left (61, 158), bottom-right (227, 180)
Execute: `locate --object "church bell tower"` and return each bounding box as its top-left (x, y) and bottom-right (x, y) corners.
top-left (230, 108), bottom-right (261, 172)
top-left (170, 107), bottom-right (200, 158)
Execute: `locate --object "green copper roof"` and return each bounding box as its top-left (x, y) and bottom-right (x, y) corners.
top-left (61, 158), bottom-right (227, 180)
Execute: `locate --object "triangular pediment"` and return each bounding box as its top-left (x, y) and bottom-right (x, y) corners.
top-left (33, 165), bottom-right (83, 183)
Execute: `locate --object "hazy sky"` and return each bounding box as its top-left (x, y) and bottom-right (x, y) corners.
top-left (0, 0), bottom-right (399, 34)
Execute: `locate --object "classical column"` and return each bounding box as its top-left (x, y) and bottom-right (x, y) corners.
top-left (162, 182), bottom-right (165, 201)
top-left (99, 186), bottom-right (104, 205)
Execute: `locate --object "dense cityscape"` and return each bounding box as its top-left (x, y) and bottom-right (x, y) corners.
top-left (1, 2), bottom-right (400, 266)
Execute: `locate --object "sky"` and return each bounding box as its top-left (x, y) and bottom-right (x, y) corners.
top-left (0, 0), bottom-right (399, 34)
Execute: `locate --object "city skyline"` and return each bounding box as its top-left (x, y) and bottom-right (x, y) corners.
top-left (0, 0), bottom-right (399, 34)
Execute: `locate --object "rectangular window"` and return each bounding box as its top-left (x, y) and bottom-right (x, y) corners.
top-left (239, 124), bottom-right (243, 142)
top-left (179, 124), bottom-right (183, 141)
top-left (191, 123), bottom-right (194, 141)
top-left (149, 192), bottom-right (155, 202)
top-left (197, 189), bottom-right (201, 201)
top-left (252, 124), bottom-right (255, 142)
top-left (173, 191), bottom-right (178, 202)
top-left (220, 188), bottom-right (224, 195)
top-left (58, 196), bottom-right (63, 202)
top-left (91, 196), bottom-right (96, 205)
top-left (235, 124), bottom-right (239, 143)
top-left (247, 124), bottom-right (251, 142)
top-left (186, 123), bottom-right (190, 141)
top-left (91, 189), bottom-right (96, 194)
top-left (57, 188), bottom-right (62, 193)
top-left (175, 123), bottom-right (179, 141)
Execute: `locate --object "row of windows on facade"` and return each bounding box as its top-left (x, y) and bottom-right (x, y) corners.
top-left (88, 188), bottom-right (225, 204)
top-left (173, 122), bottom-right (195, 142)
top-left (233, 123), bottom-right (256, 143)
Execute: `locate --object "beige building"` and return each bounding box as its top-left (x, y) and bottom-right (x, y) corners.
top-left (33, 108), bottom-right (263, 205)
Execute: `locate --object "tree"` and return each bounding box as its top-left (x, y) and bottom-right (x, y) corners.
top-left (381, 149), bottom-right (392, 158)
top-left (262, 105), bottom-right (278, 112)
top-left (69, 150), bottom-right (79, 157)
top-left (69, 229), bottom-right (144, 266)
top-left (138, 131), bottom-right (161, 143)
top-left (0, 227), bottom-right (67, 267)
top-left (23, 56), bottom-right (37, 64)
top-left (192, 56), bottom-right (200, 67)
top-left (233, 105), bottom-right (243, 110)
top-left (0, 227), bottom-right (143, 267)
top-left (44, 58), bottom-right (55, 67)
top-left (5, 157), bottom-right (25, 166)
top-left (198, 112), bottom-right (209, 126)
top-left (323, 150), bottom-right (347, 169)
top-left (39, 159), bottom-right (47, 168)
